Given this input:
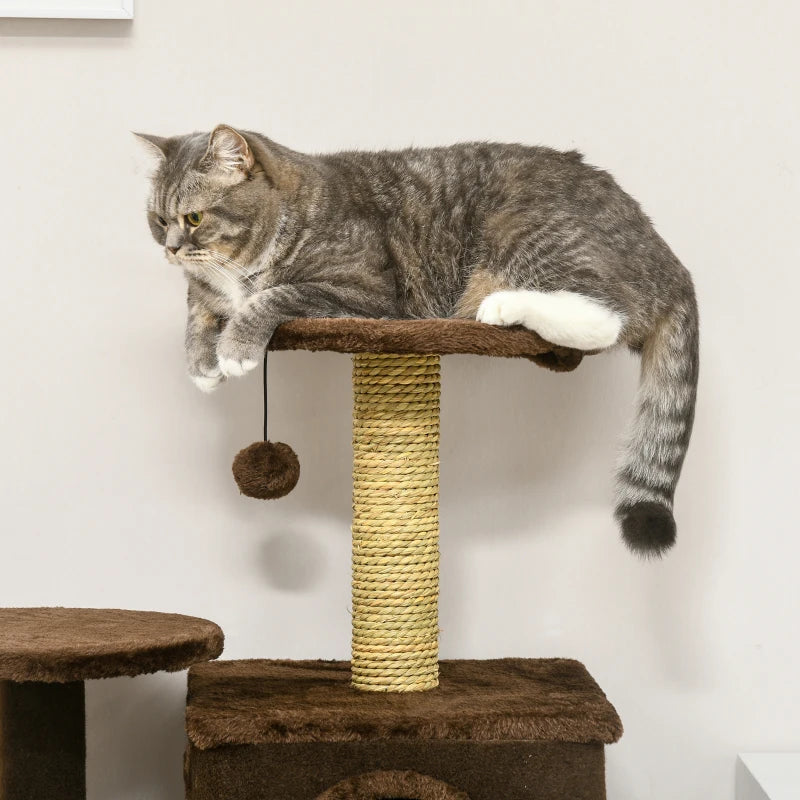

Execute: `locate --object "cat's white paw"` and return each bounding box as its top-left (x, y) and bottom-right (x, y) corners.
top-left (477, 289), bottom-right (623, 350)
top-left (218, 356), bottom-right (259, 378)
top-left (189, 359), bottom-right (224, 392)
top-left (192, 373), bottom-right (224, 393)
top-left (476, 291), bottom-right (529, 326)
top-left (217, 328), bottom-right (262, 378)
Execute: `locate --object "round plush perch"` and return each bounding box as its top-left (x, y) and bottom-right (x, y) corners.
top-left (232, 440), bottom-right (299, 499)
top-left (269, 317), bottom-right (584, 370)
top-left (0, 608), bottom-right (224, 800)
top-left (0, 607), bottom-right (224, 683)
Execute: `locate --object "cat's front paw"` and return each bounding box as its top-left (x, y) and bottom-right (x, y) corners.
top-left (216, 332), bottom-right (261, 378)
top-left (189, 361), bottom-right (225, 393)
top-left (219, 357), bottom-right (259, 378)
top-left (191, 371), bottom-right (225, 393)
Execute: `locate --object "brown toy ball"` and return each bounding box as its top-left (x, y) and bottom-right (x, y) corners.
top-left (232, 440), bottom-right (300, 500)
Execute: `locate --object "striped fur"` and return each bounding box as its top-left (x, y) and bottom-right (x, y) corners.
top-left (138, 126), bottom-right (699, 555)
top-left (615, 299), bottom-right (699, 555)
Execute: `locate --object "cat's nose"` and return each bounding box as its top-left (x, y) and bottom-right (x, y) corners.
top-left (166, 245), bottom-right (180, 255)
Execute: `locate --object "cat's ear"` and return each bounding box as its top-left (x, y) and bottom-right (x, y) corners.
top-left (203, 125), bottom-right (255, 178)
top-left (133, 132), bottom-right (169, 160)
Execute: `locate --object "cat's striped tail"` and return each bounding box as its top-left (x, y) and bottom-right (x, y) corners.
top-left (615, 295), bottom-right (699, 556)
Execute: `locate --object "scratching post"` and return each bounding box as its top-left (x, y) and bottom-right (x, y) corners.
top-left (203, 318), bottom-right (621, 800)
top-left (351, 353), bottom-right (441, 692)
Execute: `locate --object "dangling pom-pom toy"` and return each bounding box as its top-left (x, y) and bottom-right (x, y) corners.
top-left (232, 440), bottom-right (299, 499)
top-left (232, 353), bottom-right (300, 499)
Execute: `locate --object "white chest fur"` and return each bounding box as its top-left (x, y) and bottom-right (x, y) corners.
top-left (199, 267), bottom-right (250, 312)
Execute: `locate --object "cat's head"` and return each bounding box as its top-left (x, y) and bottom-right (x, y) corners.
top-left (136, 125), bottom-right (283, 277)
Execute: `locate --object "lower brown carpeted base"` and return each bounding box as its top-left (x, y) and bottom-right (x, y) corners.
top-left (184, 659), bottom-right (621, 800)
top-left (0, 680), bottom-right (86, 800)
top-left (185, 739), bottom-right (606, 800)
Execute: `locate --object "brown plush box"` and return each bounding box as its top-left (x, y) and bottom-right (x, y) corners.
top-left (184, 658), bottom-right (622, 800)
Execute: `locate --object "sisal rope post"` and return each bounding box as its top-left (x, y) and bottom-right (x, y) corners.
top-left (351, 353), bottom-right (441, 692)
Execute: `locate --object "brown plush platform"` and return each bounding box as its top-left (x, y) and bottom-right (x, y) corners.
top-left (269, 318), bottom-right (585, 371)
top-left (187, 658), bottom-right (621, 749)
top-left (0, 608), bottom-right (224, 800)
top-left (0, 607), bottom-right (224, 683)
top-left (185, 658), bottom-right (621, 800)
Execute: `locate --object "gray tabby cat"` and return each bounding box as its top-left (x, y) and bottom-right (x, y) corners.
top-left (137, 125), bottom-right (698, 557)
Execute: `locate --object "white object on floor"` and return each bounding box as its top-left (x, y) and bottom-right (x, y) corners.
top-left (737, 753), bottom-right (800, 800)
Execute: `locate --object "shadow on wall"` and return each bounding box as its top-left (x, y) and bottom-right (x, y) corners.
top-left (258, 529), bottom-right (327, 592)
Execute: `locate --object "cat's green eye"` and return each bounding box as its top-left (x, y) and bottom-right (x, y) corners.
top-left (186, 212), bottom-right (203, 227)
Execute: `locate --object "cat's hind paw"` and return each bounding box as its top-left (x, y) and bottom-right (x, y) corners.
top-left (477, 289), bottom-right (623, 350)
top-left (476, 291), bottom-right (529, 327)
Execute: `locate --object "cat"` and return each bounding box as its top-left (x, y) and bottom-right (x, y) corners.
top-left (137, 125), bottom-right (699, 557)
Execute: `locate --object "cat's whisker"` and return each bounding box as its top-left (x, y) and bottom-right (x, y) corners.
top-left (208, 253), bottom-right (259, 290)
top-left (206, 260), bottom-right (246, 286)
top-left (201, 262), bottom-right (233, 287)
top-left (205, 257), bottom-right (256, 296)
top-left (198, 257), bottom-right (243, 289)
top-left (211, 252), bottom-right (254, 276)
top-left (208, 253), bottom-right (253, 281)
top-left (183, 249), bottom-right (246, 286)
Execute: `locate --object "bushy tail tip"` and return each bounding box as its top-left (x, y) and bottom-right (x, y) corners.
top-left (616, 501), bottom-right (676, 558)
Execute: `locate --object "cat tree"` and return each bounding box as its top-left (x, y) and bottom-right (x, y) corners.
top-left (0, 608), bottom-right (223, 800)
top-left (186, 318), bottom-right (622, 800)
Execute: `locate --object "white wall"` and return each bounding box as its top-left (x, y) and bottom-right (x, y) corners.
top-left (1, 2), bottom-right (798, 798)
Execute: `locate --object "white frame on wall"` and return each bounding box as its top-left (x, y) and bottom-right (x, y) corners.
top-left (0, 0), bottom-right (133, 18)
